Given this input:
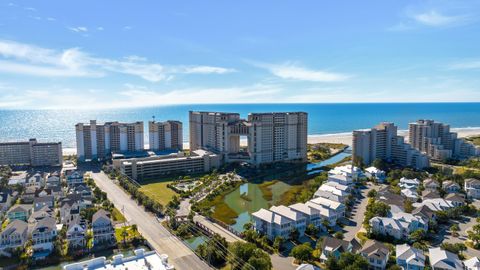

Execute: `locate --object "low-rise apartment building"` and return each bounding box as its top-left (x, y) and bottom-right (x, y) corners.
top-left (369, 212), bottom-right (428, 240)
top-left (465, 178), bottom-right (480, 199)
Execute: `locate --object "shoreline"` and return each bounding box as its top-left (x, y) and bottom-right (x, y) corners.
top-left (62, 127), bottom-right (480, 155)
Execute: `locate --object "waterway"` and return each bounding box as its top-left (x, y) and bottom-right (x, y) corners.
top-left (225, 150), bottom-right (351, 233)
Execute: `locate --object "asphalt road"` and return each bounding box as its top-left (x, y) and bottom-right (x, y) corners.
top-left (90, 171), bottom-right (213, 270)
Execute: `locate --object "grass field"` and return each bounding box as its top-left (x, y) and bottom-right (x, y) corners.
top-left (139, 179), bottom-right (178, 205)
top-left (111, 207), bottom-right (126, 223)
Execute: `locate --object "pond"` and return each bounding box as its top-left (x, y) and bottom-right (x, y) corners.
top-left (183, 235), bottom-right (210, 250)
top-left (225, 149), bottom-right (351, 233)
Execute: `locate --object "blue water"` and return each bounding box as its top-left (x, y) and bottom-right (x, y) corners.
top-left (1, 103), bottom-right (479, 148)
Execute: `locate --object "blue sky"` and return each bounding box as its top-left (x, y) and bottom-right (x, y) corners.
top-left (1, 0), bottom-right (480, 109)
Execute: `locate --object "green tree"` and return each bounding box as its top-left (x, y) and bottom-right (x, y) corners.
top-left (229, 241), bottom-right (272, 270)
top-left (367, 189), bottom-right (377, 198)
top-left (289, 228), bottom-right (300, 242)
top-left (450, 224), bottom-right (460, 237)
top-left (409, 229), bottom-right (426, 243)
top-left (404, 200), bottom-right (414, 213)
top-left (334, 231), bottom-right (344, 240)
top-left (290, 243), bottom-right (313, 263)
top-left (196, 234), bottom-right (229, 267)
top-left (468, 224), bottom-right (480, 248)
top-left (305, 223), bottom-right (319, 236)
top-left (273, 236), bottom-right (284, 252)
top-left (325, 252), bottom-right (369, 270)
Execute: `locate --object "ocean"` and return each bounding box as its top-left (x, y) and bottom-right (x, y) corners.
top-left (1, 103), bottom-right (480, 148)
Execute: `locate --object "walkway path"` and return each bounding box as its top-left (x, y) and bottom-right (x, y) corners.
top-left (193, 215), bottom-right (244, 243)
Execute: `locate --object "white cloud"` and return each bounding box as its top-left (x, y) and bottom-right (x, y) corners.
top-left (47, 17), bottom-right (56, 21)
top-left (0, 39), bottom-right (235, 82)
top-left (411, 10), bottom-right (471, 27)
top-left (449, 60), bottom-right (480, 70)
top-left (123, 26), bottom-right (133, 31)
top-left (68, 26), bottom-right (88, 33)
top-left (24, 7), bottom-right (36, 12)
top-left (252, 61), bottom-right (350, 82)
top-left (97, 26), bottom-right (104, 31)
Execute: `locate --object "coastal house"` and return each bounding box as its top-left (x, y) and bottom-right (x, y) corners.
top-left (66, 216), bottom-right (86, 250)
top-left (328, 165), bottom-right (361, 181)
top-left (464, 257), bottom-right (480, 270)
top-left (377, 187), bottom-right (405, 213)
top-left (0, 220), bottom-right (28, 251)
top-left (45, 172), bottom-right (61, 187)
top-left (309, 197), bottom-right (345, 220)
top-left (7, 171), bottom-right (27, 186)
top-left (465, 178), bottom-right (480, 199)
top-left (369, 212), bottom-right (427, 240)
top-left (289, 203), bottom-right (322, 228)
top-left (413, 198), bottom-right (455, 212)
top-left (252, 207), bottom-right (307, 240)
top-left (21, 186), bottom-right (37, 203)
top-left (327, 174), bottom-right (353, 186)
top-left (360, 240), bottom-right (390, 270)
top-left (423, 178), bottom-right (440, 191)
top-left (66, 171), bottom-right (84, 187)
top-left (313, 183), bottom-right (349, 202)
top-left (33, 195), bottom-right (54, 211)
top-left (422, 190), bottom-right (441, 199)
top-left (445, 193), bottom-right (466, 207)
top-left (396, 244), bottom-right (425, 270)
top-left (28, 206), bottom-right (53, 224)
top-left (30, 216), bottom-right (58, 259)
top-left (428, 247), bottom-right (463, 270)
top-left (324, 181), bottom-right (351, 193)
top-left (304, 201), bottom-right (337, 226)
top-left (7, 204), bottom-right (32, 222)
top-left (26, 173), bottom-right (45, 189)
top-left (69, 184), bottom-right (93, 199)
top-left (412, 205), bottom-right (437, 225)
top-left (401, 188), bottom-right (419, 202)
top-left (399, 177), bottom-right (420, 190)
top-left (364, 166), bottom-right (386, 183)
top-left (92, 209), bottom-right (115, 247)
top-left (442, 180), bottom-right (460, 194)
top-left (0, 189), bottom-right (14, 216)
top-left (319, 236), bottom-right (361, 262)
top-left (269, 205), bottom-right (307, 236)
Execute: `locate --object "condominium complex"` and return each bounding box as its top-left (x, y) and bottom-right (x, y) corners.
top-left (409, 119), bottom-right (479, 160)
top-left (148, 120), bottom-right (183, 151)
top-left (75, 120), bottom-right (144, 161)
top-left (189, 111), bottom-right (307, 166)
top-left (353, 122), bottom-right (430, 169)
top-left (113, 149), bottom-right (220, 181)
top-left (0, 139), bottom-right (62, 167)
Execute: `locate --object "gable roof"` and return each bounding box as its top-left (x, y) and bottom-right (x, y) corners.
top-left (32, 216), bottom-right (56, 232)
top-left (2, 219), bottom-right (28, 236)
top-left (429, 247), bottom-right (463, 270)
top-left (92, 209), bottom-right (111, 223)
top-left (396, 244), bottom-right (425, 266)
top-left (361, 240), bottom-right (390, 261)
top-left (445, 193), bottom-right (466, 203)
top-left (7, 204), bottom-right (32, 214)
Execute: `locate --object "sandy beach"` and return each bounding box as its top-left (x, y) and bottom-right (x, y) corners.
top-left (62, 127), bottom-right (480, 155)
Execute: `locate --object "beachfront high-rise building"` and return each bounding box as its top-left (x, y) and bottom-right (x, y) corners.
top-left (409, 119), bottom-right (479, 160)
top-left (75, 120), bottom-right (144, 161)
top-left (0, 139), bottom-right (62, 166)
top-left (148, 120), bottom-right (183, 151)
top-left (189, 111), bottom-right (307, 166)
top-left (352, 122), bottom-right (429, 169)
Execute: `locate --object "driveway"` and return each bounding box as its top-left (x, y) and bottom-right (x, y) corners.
top-left (343, 182), bottom-right (378, 241)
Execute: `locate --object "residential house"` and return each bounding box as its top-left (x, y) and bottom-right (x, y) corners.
top-left (252, 208), bottom-right (297, 240)
top-left (30, 216), bottom-right (57, 259)
top-left (26, 173), bottom-right (44, 189)
top-left (422, 190), bottom-right (441, 199)
top-left (59, 194), bottom-right (86, 224)
top-left (70, 184), bottom-right (92, 200)
top-left (313, 183), bottom-right (349, 203)
top-left (0, 220), bottom-right (28, 251)
top-left (369, 212), bottom-right (427, 240)
top-left (289, 203), bottom-right (321, 228)
top-left (33, 195), bottom-right (54, 211)
top-left (45, 172), bottom-right (61, 188)
top-left (423, 178), bottom-right (440, 191)
top-left (28, 206), bottom-right (53, 224)
top-left (377, 187), bottom-right (405, 213)
top-left (7, 204), bottom-right (32, 221)
top-left (327, 174), bottom-right (353, 186)
top-left (445, 193), bottom-right (466, 207)
top-left (428, 247), bottom-right (463, 270)
top-left (396, 244), bottom-right (425, 270)
top-left (66, 171), bottom-right (84, 187)
top-left (364, 167), bottom-right (386, 183)
top-left (442, 180), bottom-right (460, 194)
top-left (412, 205), bottom-right (437, 225)
top-left (92, 209), bottom-right (115, 247)
top-left (465, 178), bottom-right (480, 199)
top-left (399, 177), bottom-right (420, 190)
top-left (269, 205), bottom-right (307, 237)
top-left (304, 201), bottom-right (337, 226)
top-left (309, 197), bottom-right (346, 220)
top-left (360, 240), bottom-right (390, 270)
top-left (464, 257), bottom-right (480, 270)
top-left (328, 164), bottom-right (362, 181)
top-left (7, 171), bottom-right (27, 186)
top-left (324, 181), bottom-right (351, 193)
top-left (21, 186), bottom-right (37, 203)
top-left (319, 236), bottom-right (361, 262)
top-left (0, 189), bottom-right (14, 216)
top-left (413, 198), bottom-right (455, 212)
top-left (66, 216), bottom-right (86, 250)
top-left (401, 188), bottom-right (419, 202)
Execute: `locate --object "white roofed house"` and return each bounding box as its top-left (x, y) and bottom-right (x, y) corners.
top-left (0, 189), bottom-right (14, 217)
top-left (313, 183), bottom-right (349, 203)
top-left (305, 201), bottom-right (337, 227)
top-left (399, 177), bottom-right (420, 188)
top-left (428, 247), bottom-right (463, 270)
top-left (423, 178), bottom-right (440, 191)
top-left (324, 181), bottom-right (351, 193)
top-left (369, 212), bottom-right (427, 241)
top-left (327, 174), bottom-right (353, 186)
top-left (396, 244), bottom-right (425, 270)
top-left (328, 164), bottom-right (361, 181)
top-left (442, 180), bottom-right (460, 194)
top-left (252, 208), bottom-right (295, 240)
top-left (309, 196), bottom-right (346, 221)
top-left (26, 173), bottom-right (45, 189)
top-left (0, 219), bottom-right (28, 252)
top-left (46, 173), bottom-right (61, 188)
top-left (413, 198), bottom-right (455, 212)
top-left (30, 216), bottom-right (58, 260)
top-left (92, 209), bottom-right (116, 248)
top-left (364, 166), bottom-right (386, 183)
top-left (464, 257), bottom-right (480, 270)
top-left (7, 204), bottom-right (32, 222)
top-left (270, 205), bottom-right (307, 237)
top-left (360, 240), bottom-right (390, 270)
top-left (289, 203), bottom-right (322, 228)
top-left (465, 178), bottom-right (480, 199)
top-left (445, 193), bottom-right (466, 207)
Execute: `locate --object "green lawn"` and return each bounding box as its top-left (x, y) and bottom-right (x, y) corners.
top-left (111, 207), bottom-right (126, 223)
top-left (115, 225), bottom-right (141, 243)
top-left (139, 179), bottom-right (178, 205)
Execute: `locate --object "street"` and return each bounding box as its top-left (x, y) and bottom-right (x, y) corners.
top-left (89, 170), bottom-right (213, 270)
top-left (343, 182), bottom-right (378, 241)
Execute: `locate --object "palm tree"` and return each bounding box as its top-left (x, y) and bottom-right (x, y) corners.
top-left (121, 227), bottom-right (129, 246)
